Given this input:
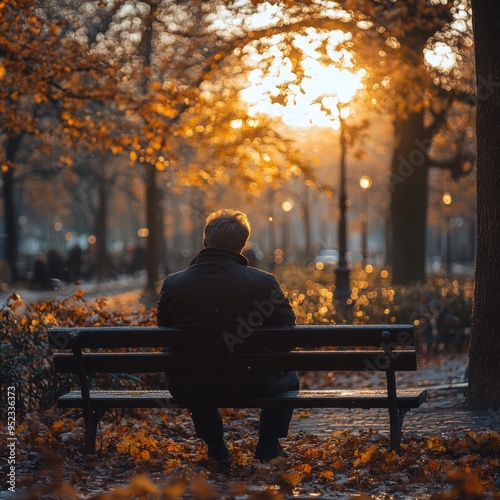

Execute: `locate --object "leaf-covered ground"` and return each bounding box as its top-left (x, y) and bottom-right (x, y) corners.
top-left (2, 272), bottom-right (499, 498)
top-left (5, 365), bottom-right (500, 499)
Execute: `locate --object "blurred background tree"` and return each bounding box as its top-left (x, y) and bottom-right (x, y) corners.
top-left (346, 0), bottom-right (475, 285)
top-left (0, 0), bottom-right (120, 282)
top-left (242, 0), bottom-right (475, 284)
top-left (50, 0), bottom-right (311, 293)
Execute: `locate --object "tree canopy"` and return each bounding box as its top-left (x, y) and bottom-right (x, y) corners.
top-left (2, 0), bottom-right (476, 289)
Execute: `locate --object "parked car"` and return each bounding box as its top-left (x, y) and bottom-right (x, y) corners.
top-left (314, 249), bottom-right (339, 267)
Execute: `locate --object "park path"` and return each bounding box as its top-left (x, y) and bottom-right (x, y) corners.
top-left (290, 353), bottom-right (500, 439)
top-left (0, 274), bottom-right (147, 306)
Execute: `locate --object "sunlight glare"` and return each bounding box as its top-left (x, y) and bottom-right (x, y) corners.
top-left (240, 30), bottom-right (365, 129)
top-left (246, 2), bottom-right (281, 30)
top-left (424, 42), bottom-right (457, 73)
top-left (242, 61), bottom-right (364, 129)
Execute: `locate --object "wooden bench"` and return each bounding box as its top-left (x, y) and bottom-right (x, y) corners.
top-left (48, 325), bottom-right (427, 454)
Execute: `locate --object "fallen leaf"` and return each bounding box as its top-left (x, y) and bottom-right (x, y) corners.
top-left (281, 471), bottom-right (305, 486)
top-left (294, 463), bottom-right (312, 473)
top-left (319, 470), bottom-right (335, 481)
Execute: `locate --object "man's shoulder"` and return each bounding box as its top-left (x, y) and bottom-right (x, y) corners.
top-left (164, 269), bottom-right (185, 280)
top-left (162, 268), bottom-right (190, 287)
top-left (163, 261), bottom-right (280, 285)
top-left (244, 266), bottom-right (279, 281)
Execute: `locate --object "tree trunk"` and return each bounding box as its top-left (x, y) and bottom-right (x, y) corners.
top-left (303, 202), bottom-right (312, 261)
top-left (2, 134), bottom-right (23, 283)
top-left (159, 191), bottom-right (168, 275)
top-left (388, 111), bottom-right (430, 285)
top-left (95, 174), bottom-right (110, 277)
top-left (145, 163), bottom-right (160, 293)
top-left (468, 0), bottom-right (500, 409)
top-left (141, 3), bottom-right (161, 295)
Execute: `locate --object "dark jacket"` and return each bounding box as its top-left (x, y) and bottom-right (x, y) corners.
top-left (156, 248), bottom-right (296, 397)
top-left (157, 248), bottom-right (295, 330)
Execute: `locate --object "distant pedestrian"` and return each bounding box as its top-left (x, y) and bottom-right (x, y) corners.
top-left (32, 254), bottom-right (49, 289)
top-left (132, 244), bottom-right (146, 274)
top-left (66, 244), bottom-right (82, 283)
top-left (47, 249), bottom-right (65, 283)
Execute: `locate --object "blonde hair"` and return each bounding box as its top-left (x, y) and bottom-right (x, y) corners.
top-left (203, 209), bottom-right (251, 253)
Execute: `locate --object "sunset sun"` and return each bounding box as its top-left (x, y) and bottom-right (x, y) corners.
top-left (240, 29), bottom-right (366, 129)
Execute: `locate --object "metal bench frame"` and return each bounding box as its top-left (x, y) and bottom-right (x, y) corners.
top-left (48, 325), bottom-right (427, 454)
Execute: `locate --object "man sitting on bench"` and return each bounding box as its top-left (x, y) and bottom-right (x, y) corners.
top-left (157, 209), bottom-right (299, 471)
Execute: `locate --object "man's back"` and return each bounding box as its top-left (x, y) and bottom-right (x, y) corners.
top-left (157, 248), bottom-right (295, 330)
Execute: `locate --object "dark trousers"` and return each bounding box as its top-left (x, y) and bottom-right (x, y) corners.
top-left (166, 371), bottom-right (300, 444)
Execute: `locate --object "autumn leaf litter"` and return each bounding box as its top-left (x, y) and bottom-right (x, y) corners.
top-left (1, 287), bottom-right (500, 499)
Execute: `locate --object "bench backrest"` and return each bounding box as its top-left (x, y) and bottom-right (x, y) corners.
top-left (48, 325), bottom-right (417, 374)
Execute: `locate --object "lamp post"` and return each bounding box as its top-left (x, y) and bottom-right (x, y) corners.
top-left (442, 192), bottom-right (452, 272)
top-left (334, 105), bottom-right (351, 303)
top-left (359, 175), bottom-right (372, 266)
top-left (319, 77), bottom-right (364, 311)
top-left (267, 189), bottom-right (276, 271)
top-left (281, 199), bottom-right (294, 263)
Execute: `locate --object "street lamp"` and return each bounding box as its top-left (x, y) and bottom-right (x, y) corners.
top-left (359, 175), bottom-right (372, 266)
top-left (442, 192), bottom-right (452, 272)
top-left (333, 103), bottom-right (351, 303)
top-left (267, 189), bottom-right (276, 271)
top-left (319, 80), bottom-right (363, 311)
top-left (281, 199), bottom-right (294, 263)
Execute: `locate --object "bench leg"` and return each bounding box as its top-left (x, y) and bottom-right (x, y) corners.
top-left (388, 407), bottom-right (399, 452)
top-left (398, 408), bottom-right (408, 437)
top-left (84, 408), bottom-right (105, 454)
top-left (388, 408), bottom-right (409, 452)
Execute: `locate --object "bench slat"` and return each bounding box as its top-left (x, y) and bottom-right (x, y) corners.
top-left (53, 350), bottom-right (418, 373)
top-left (49, 325), bottom-right (415, 350)
top-left (58, 388), bottom-right (427, 410)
